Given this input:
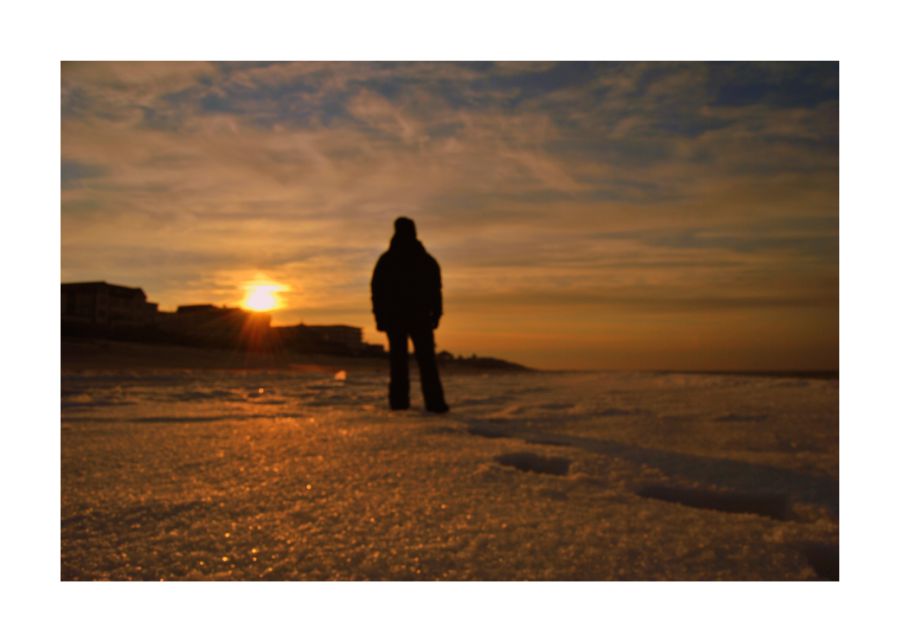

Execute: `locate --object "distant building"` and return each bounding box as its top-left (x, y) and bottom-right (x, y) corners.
top-left (175, 304), bottom-right (220, 314)
top-left (61, 280), bottom-right (385, 356)
top-left (62, 281), bottom-right (158, 327)
top-left (275, 323), bottom-right (365, 353)
top-left (157, 304), bottom-right (271, 346)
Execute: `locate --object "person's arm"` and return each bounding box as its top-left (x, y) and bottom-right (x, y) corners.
top-left (371, 257), bottom-right (387, 331)
top-left (431, 258), bottom-right (443, 329)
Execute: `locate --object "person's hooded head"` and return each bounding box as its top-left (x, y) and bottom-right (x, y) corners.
top-left (390, 217), bottom-right (421, 251)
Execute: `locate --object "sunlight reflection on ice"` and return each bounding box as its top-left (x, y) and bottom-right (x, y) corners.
top-left (60, 369), bottom-right (838, 580)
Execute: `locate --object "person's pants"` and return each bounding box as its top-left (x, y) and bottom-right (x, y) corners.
top-left (386, 324), bottom-right (447, 410)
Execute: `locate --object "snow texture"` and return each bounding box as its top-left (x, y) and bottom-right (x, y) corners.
top-left (61, 369), bottom-right (838, 580)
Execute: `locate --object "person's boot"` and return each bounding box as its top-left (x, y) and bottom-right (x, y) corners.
top-left (389, 380), bottom-right (409, 411)
top-left (389, 392), bottom-right (410, 410)
top-left (426, 401), bottom-right (449, 414)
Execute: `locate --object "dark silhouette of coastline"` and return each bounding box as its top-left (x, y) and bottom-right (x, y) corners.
top-left (61, 281), bottom-right (529, 371)
top-left (60, 337), bottom-right (531, 372)
top-left (650, 369), bottom-right (839, 380)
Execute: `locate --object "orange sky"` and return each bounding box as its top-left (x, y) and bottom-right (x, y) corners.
top-left (61, 62), bottom-right (838, 370)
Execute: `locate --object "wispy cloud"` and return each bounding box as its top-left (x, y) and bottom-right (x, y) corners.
top-left (61, 62), bottom-right (838, 369)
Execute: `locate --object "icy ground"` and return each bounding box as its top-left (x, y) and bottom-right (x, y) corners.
top-left (61, 368), bottom-right (838, 580)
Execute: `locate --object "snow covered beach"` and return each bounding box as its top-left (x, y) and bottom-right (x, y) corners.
top-left (61, 354), bottom-right (838, 581)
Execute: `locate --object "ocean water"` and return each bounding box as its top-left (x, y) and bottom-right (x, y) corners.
top-left (61, 368), bottom-right (838, 580)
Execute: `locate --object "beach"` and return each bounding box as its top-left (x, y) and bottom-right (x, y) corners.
top-left (61, 342), bottom-right (838, 580)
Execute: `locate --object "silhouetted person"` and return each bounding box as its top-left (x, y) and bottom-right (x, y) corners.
top-left (371, 217), bottom-right (449, 413)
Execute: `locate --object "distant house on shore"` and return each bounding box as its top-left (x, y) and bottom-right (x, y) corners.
top-left (156, 304), bottom-right (271, 347)
top-left (61, 280), bottom-right (384, 356)
top-left (274, 323), bottom-right (366, 354)
top-left (62, 282), bottom-right (158, 327)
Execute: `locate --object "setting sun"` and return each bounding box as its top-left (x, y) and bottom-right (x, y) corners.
top-left (242, 282), bottom-right (287, 312)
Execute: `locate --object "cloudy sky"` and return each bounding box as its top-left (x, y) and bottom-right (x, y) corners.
top-left (61, 62), bottom-right (838, 370)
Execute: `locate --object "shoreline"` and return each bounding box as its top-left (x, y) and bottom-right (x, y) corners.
top-left (61, 338), bottom-right (533, 374)
top-left (61, 338), bottom-right (837, 380)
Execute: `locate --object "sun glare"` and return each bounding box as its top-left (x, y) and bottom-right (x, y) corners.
top-left (242, 283), bottom-right (286, 312)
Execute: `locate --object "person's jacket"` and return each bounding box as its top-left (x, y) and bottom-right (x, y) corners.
top-left (371, 233), bottom-right (442, 330)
